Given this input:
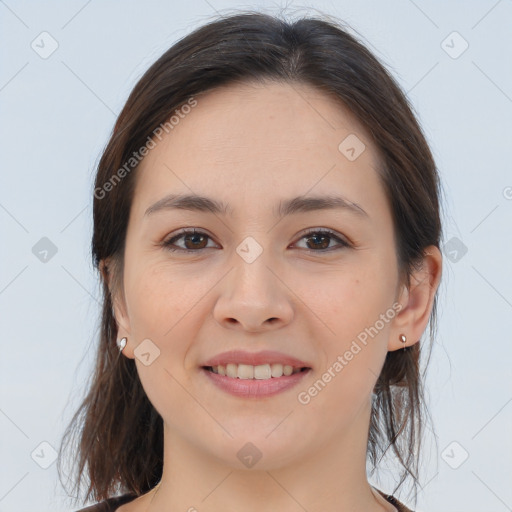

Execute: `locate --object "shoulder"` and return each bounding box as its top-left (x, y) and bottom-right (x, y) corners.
top-left (75, 493), bottom-right (138, 512)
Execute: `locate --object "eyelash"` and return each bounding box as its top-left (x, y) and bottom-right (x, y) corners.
top-left (162, 228), bottom-right (351, 254)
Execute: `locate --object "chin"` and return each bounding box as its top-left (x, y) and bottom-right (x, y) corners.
top-left (207, 430), bottom-right (309, 471)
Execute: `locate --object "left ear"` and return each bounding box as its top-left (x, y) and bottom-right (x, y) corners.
top-left (389, 245), bottom-right (443, 351)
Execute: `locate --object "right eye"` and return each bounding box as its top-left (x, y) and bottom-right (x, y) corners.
top-left (162, 229), bottom-right (218, 253)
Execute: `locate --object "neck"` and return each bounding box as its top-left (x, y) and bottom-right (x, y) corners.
top-left (145, 399), bottom-right (392, 512)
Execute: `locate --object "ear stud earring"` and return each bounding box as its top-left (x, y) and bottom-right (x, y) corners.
top-left (399, 334), bottom-right (407, 351)
top-left (116, 337), bottom-right (127, 352)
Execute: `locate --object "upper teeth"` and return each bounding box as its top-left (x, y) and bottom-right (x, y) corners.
top-left (209, 363), bottom-right (302, 379)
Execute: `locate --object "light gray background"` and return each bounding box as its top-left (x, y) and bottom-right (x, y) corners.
top-left (1, 1), bottom-right (511, 511)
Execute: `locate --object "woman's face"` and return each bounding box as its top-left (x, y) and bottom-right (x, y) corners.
top-left (113, 81), bottom-right (407, 469)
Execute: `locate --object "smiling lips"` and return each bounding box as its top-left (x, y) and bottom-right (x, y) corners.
top-left (207, 362), bottom-right (303, 379)
top-left (202, 349), bottom-right (311, 375)
top-left (201, 349), bottom-right (312, 397)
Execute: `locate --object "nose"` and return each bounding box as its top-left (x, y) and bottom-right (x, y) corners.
top-left (212, 251), bottom-right (294, 332)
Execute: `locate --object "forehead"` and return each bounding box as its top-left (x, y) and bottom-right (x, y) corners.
top-left (132, 80), bottom-right (386, 220)
top-left (153, 80), bottom-right (374, 156)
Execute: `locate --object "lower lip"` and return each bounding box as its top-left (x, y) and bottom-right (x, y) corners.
top-left (201, 367), bottom-right (311, 398)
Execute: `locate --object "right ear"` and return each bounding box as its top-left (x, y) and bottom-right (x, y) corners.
top-left (99, 258), bottom-right (135, 359)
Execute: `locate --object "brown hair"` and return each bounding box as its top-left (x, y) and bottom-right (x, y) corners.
top-left (58, 10), bottom-right (443, 508)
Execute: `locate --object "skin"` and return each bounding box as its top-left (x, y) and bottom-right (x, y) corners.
top-left (106, 80), bottom-right (442, 512)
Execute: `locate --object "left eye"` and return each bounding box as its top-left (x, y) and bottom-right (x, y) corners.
top-left (294, 228), bottom-right (350, 251)
top-left (162, 228), bottom-right (350, 253)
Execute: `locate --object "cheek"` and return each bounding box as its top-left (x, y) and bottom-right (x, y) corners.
top-left (309, 269), bottom-right (390, 338)
top-left (311, 265), bottom-right (394, 386)
top-left (125, 260), bottom-right (192, 335)
top-left (124, 260), bottom-right (211, 374)
top-left (125, 263), bottom-right (197, 418)
top-left (128, 276), bottom-right (172, 335)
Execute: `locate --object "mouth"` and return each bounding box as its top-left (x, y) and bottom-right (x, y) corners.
top-left (199, 350), bottom-right (312, 396)
top-left (201, 363), bottom-right (312, 398)
top-left (202, 363), bottom-right (310, 380)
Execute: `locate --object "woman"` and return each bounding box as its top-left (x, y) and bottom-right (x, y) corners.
top-left (59, 11), bottom-right (443, 512)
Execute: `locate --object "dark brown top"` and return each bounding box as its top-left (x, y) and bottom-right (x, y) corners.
top-left (75, 493), bottom-right (137, 512)
top-left (75, 488), bottom-right (413, 511)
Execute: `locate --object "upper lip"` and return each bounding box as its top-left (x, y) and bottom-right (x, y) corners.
top-left (201, 350), bottom-right (312, 369)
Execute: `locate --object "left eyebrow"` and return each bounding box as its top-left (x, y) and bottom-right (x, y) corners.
top-left (144, 193), bottom-right (369, 218)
